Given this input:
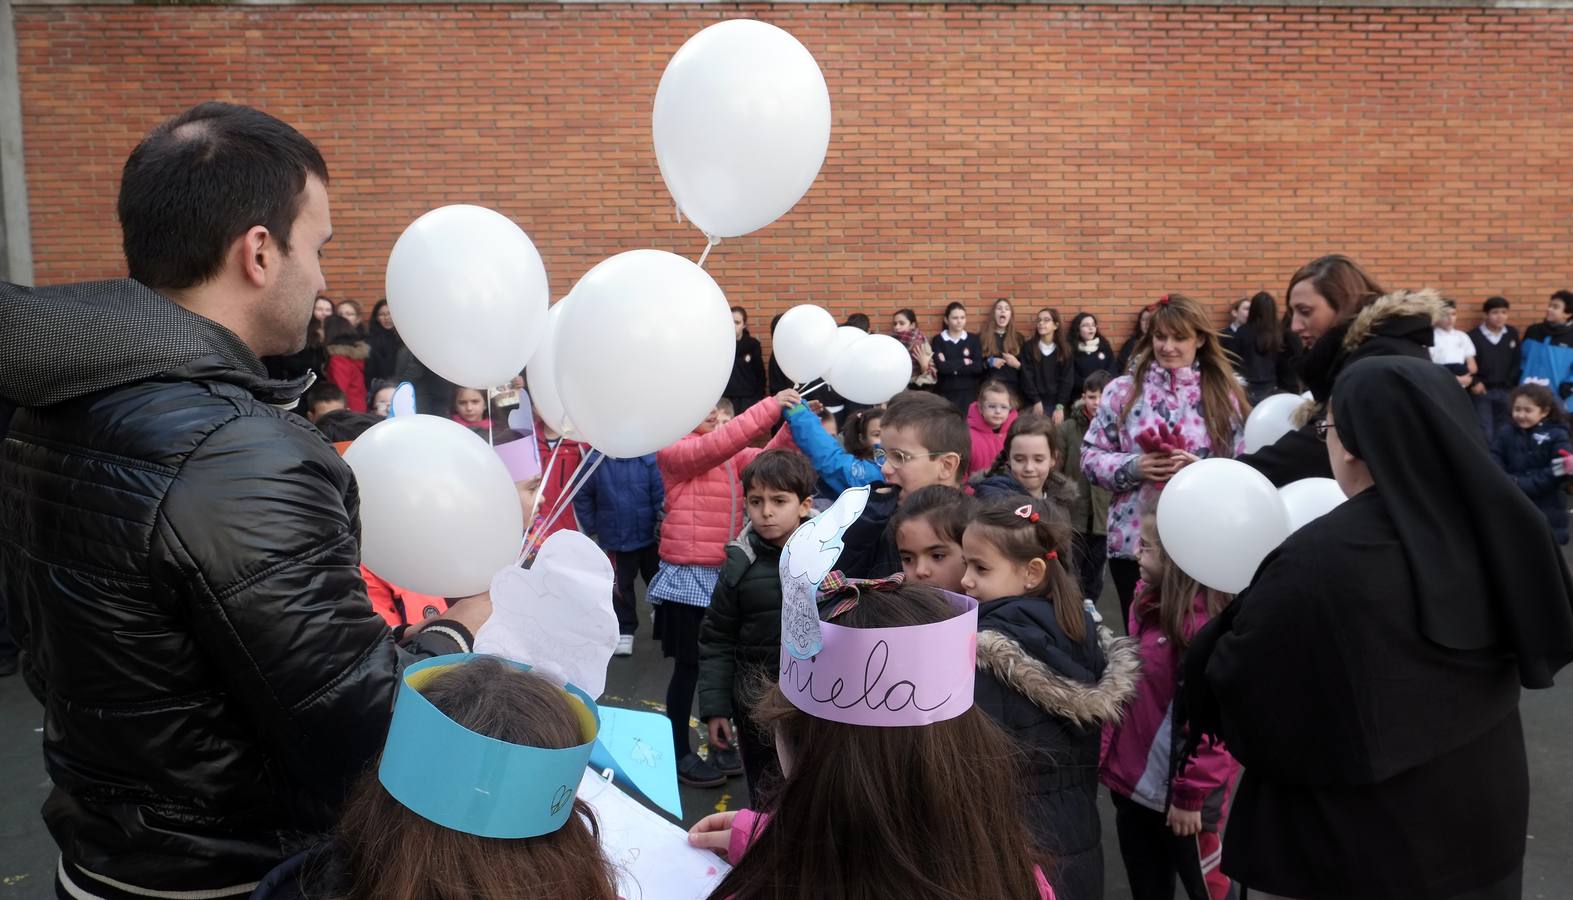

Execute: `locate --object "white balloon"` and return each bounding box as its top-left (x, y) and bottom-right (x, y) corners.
top-left (555, 250), bottom-right (734, 458)
top-left (772, 304), bottom-right (839, 384)
top-left (1156, 458), bottom-right (1291, 593)
top-left (386, 204), bottom-right (549, 389)
top-left (527, 299), bottom-right (575, 436)
top-left (828, 333), bottom-right (909, 405)
top-left (1243, 393), bottom-right (1307, 453)
top-left (345, 414), bottom-right (525, 598)
top-left (653, 19), bottom-right (832, 238)
top-left (1279, 477), bottom-right (1347, 533)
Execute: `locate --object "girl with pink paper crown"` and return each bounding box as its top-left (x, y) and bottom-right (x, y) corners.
top-left (688, 489), bottom-right (1058, 899)
top-left (962, 498), bottom-right (1140, 900)
top-left (1101, 513), bottom-right (1239, 900)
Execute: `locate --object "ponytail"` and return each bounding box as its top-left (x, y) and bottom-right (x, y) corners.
top-left (967, 498), bottom-right (1086, 641)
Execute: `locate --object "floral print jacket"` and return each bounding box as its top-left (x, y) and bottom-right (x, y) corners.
top-left (1080, 363), bottom-right (1246, 558)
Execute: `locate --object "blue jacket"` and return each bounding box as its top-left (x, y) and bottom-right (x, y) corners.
top-left (573, 454), bottom-right (664, 552)
top-left (1490, 420), bottom-right (1571, 544)
top-left (784, 404), bottom-right (881, 495)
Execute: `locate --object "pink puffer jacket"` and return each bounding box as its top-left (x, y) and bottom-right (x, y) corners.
top-left (657, 400), bottom-right (794, 566)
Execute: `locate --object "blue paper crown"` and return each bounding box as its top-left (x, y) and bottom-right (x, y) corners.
top-left (379, 654), bottom-right (600, 839)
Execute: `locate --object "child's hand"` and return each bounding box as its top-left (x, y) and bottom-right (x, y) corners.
top-left (708, 717), bottom-right (734, 750)
top-left (1166, 805), bottom-right (1203, 837)
top-left (774, 389), bottom-right (802, 409)
top-left (688, 810), bottom-right (740, 856)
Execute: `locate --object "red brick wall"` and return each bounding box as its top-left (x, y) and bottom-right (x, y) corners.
top-left (16, 3), bottom-right (1573, 343)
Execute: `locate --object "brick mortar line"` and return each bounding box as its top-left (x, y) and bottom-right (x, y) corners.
top-left (10, 0), bottom-right (1573, 9)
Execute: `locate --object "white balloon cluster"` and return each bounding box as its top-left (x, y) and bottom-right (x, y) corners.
top-left (769, 304), bottom-right (912, 405)
top-left (347, 19), bottom-right (835, 595)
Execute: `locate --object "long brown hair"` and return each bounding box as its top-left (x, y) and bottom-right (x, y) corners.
top-left (980, 297), bottom-right (1025, 358)
top-left (712, 585), bottom-right (1047, 900)
top-left (334, 659), bottom-right (619, 900)
top-left (984, 414), bottom-right (1059, 481)
top-left (1031, 307), bottom-right (1072, 368)
top-left (1135, 514), bottom-right (1231, 649)
top-left (964, 498), bottom-right (1086, 642)
top-left (1120, 294), bottom-right (1249, 458)
top-left (1285, 254), bottom-right (1386, 325)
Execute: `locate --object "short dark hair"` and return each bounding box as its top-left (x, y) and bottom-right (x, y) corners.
top-left (1082, 369), bottom-right (1113, 397)
top-left (314, 409), bottom-right (383, 442)
top-left (731, 306), bottom-right (748, 323)
top-left (844, 313), bottom-right (871, 331)
top-left (324, 314), bottom-right (360, 345)
top-left (1552, 290), bottom-right (1573, 312)
top-left (891, 484), bottom-right (976, 547)
top-left (741, 450), bottom-right (817, 500)
top-left (881, 391), bottom-right (970, 476)
top-left (304, 381), bottom-right (345, 409)
top-left (1483, 296), bottom-right (1511, 313)
top-left (894, 308), bottom-right (917, 326)
top-left (118, 101), bottom-right (328, 291)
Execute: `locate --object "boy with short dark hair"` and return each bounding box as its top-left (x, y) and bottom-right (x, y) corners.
top-left (837, 390), bottom-right (971, 579)
top-left (696, 450), bottom-right (818, 801)
top-left (301, 381), bottom-right (347, 423)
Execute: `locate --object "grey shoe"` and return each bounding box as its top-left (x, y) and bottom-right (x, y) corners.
top-left (711, 746), bottom-right (744, 777)
top-left (677, 752), bottom-right (727, 788)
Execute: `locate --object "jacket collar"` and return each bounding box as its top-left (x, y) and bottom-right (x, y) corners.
top-left (976, 623), bottom-right (1139, 726)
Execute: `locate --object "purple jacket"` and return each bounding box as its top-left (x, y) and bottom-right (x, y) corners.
top-left (1080, 363), bottom-right (1245, 558)
top-left (1100, 583), bottom-right (1238, 824)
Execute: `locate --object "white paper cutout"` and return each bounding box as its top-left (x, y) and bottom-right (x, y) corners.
top-left (476, 530), bottom-right (617, 699)
top-left (577, 769), bottom-right (729, 900)
top-left (779, 486), bottom-right (871, 660)
top-left (388, 382), bottom-right (418, 418)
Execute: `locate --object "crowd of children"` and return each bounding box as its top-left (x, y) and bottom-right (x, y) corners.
top-left (248, 274), bottom-right (1573, 900)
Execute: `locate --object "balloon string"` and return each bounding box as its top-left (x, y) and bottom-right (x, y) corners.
top-left (800, 380), bottom-right (828, 399)
top-left (697, 236), bottom-right (716, 269)
top-left (525, 451), bottom-right (605, 561)
top-left (522, 440), bottom-right (566, 553)
top-left (486, 387), bottom-right (497, 449)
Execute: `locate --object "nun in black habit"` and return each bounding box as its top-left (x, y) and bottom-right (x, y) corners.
top-left (1182, 356), bottom-right (1573, 900)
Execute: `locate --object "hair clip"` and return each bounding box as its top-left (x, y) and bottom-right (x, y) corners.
top-left (1045, 550), bottom-right (1058, 562)
top-left (1014, 504), bottom-right (1040, 524)
top-left (1158, 295), bottom-right (1173, 306)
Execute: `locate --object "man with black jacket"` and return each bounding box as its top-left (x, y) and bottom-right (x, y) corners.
top-left (0, 103), bottom-right (489, 900)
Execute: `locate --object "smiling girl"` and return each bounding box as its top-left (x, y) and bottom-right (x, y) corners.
top-left (1081, 294), bottom-right (1248, 623)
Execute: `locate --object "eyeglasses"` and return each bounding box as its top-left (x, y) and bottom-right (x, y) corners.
top-left (874, 447), bottom-right (948, 469)
top-left (1313, 420), bottom-right (1332, 442)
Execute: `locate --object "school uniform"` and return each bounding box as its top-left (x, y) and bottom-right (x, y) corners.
top-left (932, 330), bottom-right (986, 412)
top-left (1072, 338), bottom-right (1120, 398)
top-left (1021, 341), bottom-right (1075, 415)
top-left (1469, 324), bottom-right (1520, 441)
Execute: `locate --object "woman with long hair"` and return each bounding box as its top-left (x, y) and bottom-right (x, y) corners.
top-left (1021, 307), bottom-right (1074, 424)
top-left (1081, 294), bottom-right (1248, 624)
top-left (1234, 291), bottom-right (1298, 404)
top-left (365, 299), bottom-right (404, 384)
top-left (1069, 312), bottom-right (1120, 398)
top-left (1117, 304), bottom-right (1156, 373)
top-left (1241, 254), bottom-right (1442, 485)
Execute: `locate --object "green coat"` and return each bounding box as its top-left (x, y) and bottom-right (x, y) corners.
top-left (1056, 409), bottom-right (1111, 537)
top-left (697, 530), bottom-right (787, 721)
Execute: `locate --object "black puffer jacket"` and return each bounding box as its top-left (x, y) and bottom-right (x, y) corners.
top-left (696, 529), bottom-right (785, 720)
top-left (974, 597), bottom-right (1139, 900)
top-left (0, 279), bottom-right (465, 897)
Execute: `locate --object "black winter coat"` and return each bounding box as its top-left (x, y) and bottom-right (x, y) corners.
top-left (1020, 342), bottom-right (1074, 412)
top-left (974, 597), bottom-right (1139, 900)
top-left (697, 531), bottom-right (786, 720)
top-left (1491, 421), bottom-right (1572, 544)
top-left (1185, 491), bottom-right (1527, 899)
top-left (364, 322), bottom-right (404, 384)
top-left (1232, 324), bottom-right (1297, 400)
top-left (837, 483), bottom-right (903, 580)
top-left (725, 330), bottom-right (767, 407)
top-left (0, 279), bottom-right (464, 896)
top-left (932, 332), bottom-right (986, 411)
top-left (1071, 340), bottom-right (1120, 398)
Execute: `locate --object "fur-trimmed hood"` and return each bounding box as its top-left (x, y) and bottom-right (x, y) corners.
top-left (324, 340), bottom-right (370, 360)
top-left (977, 621), bottom-right (1140, 727)
top-left (1342, 288), bottom-right (1445, 353)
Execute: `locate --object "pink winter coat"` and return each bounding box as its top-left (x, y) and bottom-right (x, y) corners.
top-left (1100, 583), bottom-right (1239, 823)
top-left (967, 402), bottom-right (1019, 477)
top-left (657, 399), bottom-right (795, 567)
top-left (1079, 363), bottom-right (1245, 559)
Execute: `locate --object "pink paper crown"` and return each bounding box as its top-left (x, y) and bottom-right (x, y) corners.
top-left (779, 588), bottom-right (978, 727)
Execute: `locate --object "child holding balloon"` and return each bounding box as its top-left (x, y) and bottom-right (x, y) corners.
top-left (650, 390), bottom-right (801, 787)
top-left (1101, 513), bottom-right (1239, 900)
